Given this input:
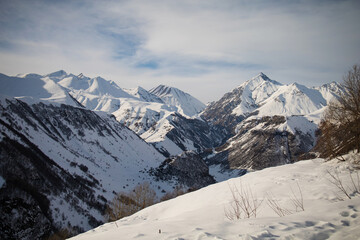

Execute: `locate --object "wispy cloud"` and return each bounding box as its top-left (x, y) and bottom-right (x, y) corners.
top-left (0, 0), bottom-right (359, 102)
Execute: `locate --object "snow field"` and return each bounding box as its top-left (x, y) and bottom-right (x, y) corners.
top-left (70, 156), bottom-right (360, 240)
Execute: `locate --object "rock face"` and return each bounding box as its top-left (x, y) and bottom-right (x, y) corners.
top-left (150, 151), bottom-right (215, 189)
top-left (206, 116), bottom-right (317, 171)
top-left (155, 113), bottom-right (227, 157)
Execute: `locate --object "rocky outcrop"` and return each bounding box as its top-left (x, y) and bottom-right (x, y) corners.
top-left (149, 151), bottom-right (215, 189)
top-left (206, 116), bottom-right (317, 171)
top-left (164, 113), bottom-right (227, 155)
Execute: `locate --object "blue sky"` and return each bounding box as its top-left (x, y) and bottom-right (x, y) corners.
top-left (0, 0), bottom-right (359, 103)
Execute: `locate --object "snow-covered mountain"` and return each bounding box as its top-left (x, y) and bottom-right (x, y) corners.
top-left (123, 86), bottom-right (164, 103)
top-left (70, 155), bottom-right (360, 240)
top-left (201, 73), bottom-right (343, 172)
top-left (0, 71), bottom-right (221, 157)
top-left (256, 82), bottom-right (327, 117)
top-left (0, 70), bottom-right (227, 238)
top-left (0, 96), bottom-right (180, 238)
top-left (0, 72), bottom-right (81, 107)
top-left (149, 84), bottom-right (206, 117)
top-left (0, 69), bottom-right (347, 238)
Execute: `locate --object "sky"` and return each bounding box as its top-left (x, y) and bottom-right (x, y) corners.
top-left (0, 0), bottom-right (359, 103)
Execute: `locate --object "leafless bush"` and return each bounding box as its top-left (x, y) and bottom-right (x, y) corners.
top-left (105, 182), bottom-right (157, 222)
top-left (266, 192), bottom-right (293, 217)
top-left (327, 169), bottom-right (360, 200)
top-left (290, 182), bottom-right (304, 212)
top-left (266, 182), bottom-right (304, 217)
top-left (224, 182), bottom-right (263, 220)
top-left (160, 185), bottom-right (186, 202)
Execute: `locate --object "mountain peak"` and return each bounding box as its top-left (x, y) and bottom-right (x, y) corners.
top-left (150, 85), bottom-right (205, 117)
top-left (151, 85), bottom-right (173, 95)
top-left (253, 72), bottom-right (271, 81)
top-left (47, 70), bottom-right (67, 78)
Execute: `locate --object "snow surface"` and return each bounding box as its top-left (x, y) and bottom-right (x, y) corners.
top-left (71, 155), bottom-right (360, 240)
top-left (0, 73), bottom-right (77, 106)
top-left (257, 83), bottom-right (327, 117)
top-left (150, 85), bottom-right (206, 117)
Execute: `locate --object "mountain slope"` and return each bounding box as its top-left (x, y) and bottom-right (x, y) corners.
top-left (256, 82), bottom-right (327, 116)
top-left (54, 72), bottom-right (221, 156)
top-left (0, 71), bottom-right (224, 157)
top-left (201, 73), bottom-right (343, 173)
top-left (150, 85), bottom-right (206, 117)
top-left (201, 72), bottom-right (282, 134)
top-left (0, 96), bottom-right (180, 238)
top-left (70, 155), bottom-right (360, 240)
top-left (123, 86), bottom-right (164, 103)
top-left (206, 115), bottom-right (318, 172)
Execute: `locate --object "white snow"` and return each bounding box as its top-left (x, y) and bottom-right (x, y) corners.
top-left (232, 73), bottom-right (282, 116)
top-left (70, 155), bottom-right (360, 240)
top-left (228, 74), bottom-right (342, 122)
top-left (0, 73), bottom-right (77, 106)
top-left (277, 115), bottom-right (318, 136)
top-left (257, 83), bottom-right (327, 117)
top-left (150, 85), bottom-right (206, 117)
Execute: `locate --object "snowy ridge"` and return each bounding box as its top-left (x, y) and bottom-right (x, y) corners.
top-left (123, 86), bottom-right (164, 103)
top-left (71, 156), bottom-right (360, 240)
top-left (231, 72), bottom-right (282, 116)
top-left (150, 84), bottom-right (206, 117)
top-left (257, 82), bottom-right (327, 116)
top-left (0, 73), bottom-right (78, 106)
top-left (202, 73), bottom-right (342, 128)
top-left (0, 71), bottom-right (217, 156)
top-left (316, 81), bottom-right (344, 103)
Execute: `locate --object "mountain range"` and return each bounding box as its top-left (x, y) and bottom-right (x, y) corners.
top-left (0, 70), bottom-right (343, 238)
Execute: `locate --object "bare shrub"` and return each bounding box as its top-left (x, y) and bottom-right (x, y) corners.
top-left (327, 169), bottom-right (360, 200)
top-left (224, 182), bottom-right (263, 220)
top-left (46, 227), bottom-right (77, 240)
top-left (105, 182), bottom-right (157, 222)
top-left (160, 185), bottom-right (185, 202)
top-left (266, 192), bottom-right (293, 217)
top-left (290, 182), bottom-right (304, 212)
top-left (266, 182), bottom-right (304, 217)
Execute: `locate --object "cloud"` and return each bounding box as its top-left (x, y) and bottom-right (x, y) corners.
top-left (0, 0), bottom-right (359, 102)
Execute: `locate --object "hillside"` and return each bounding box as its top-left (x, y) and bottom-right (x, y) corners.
top-left (70, 154), bottom-right (360, 240)
top-left (0, 96), bottom-right (174, 239)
